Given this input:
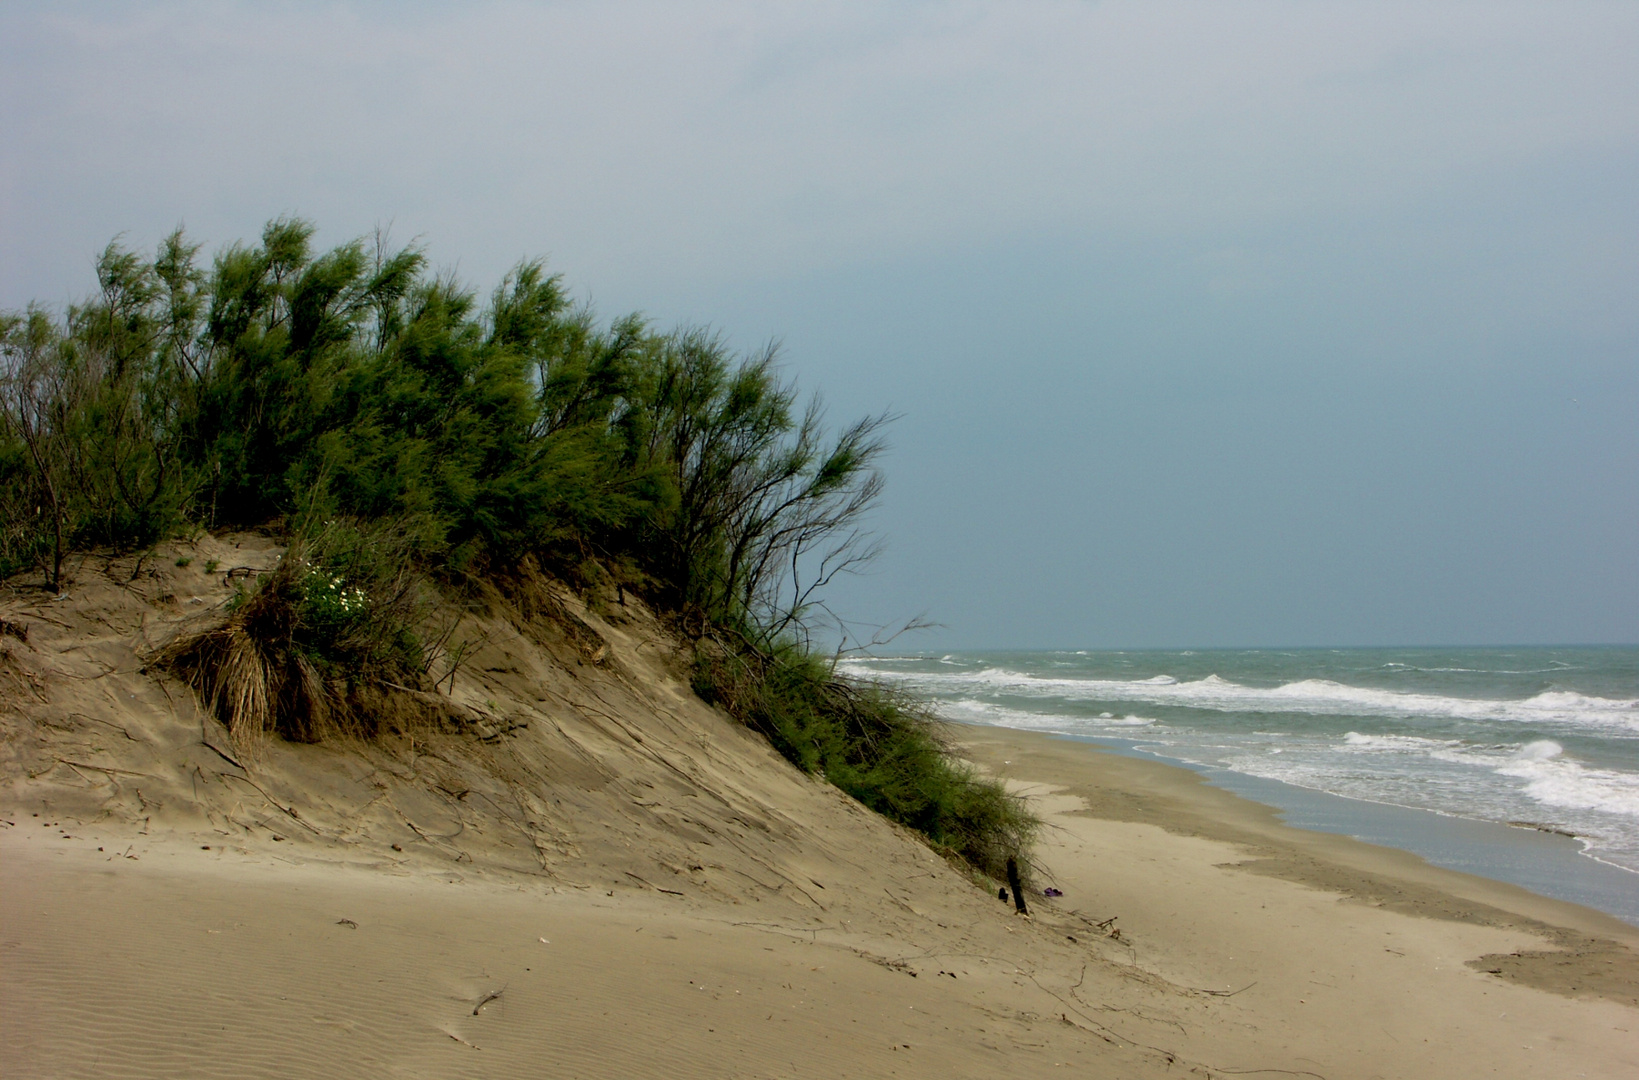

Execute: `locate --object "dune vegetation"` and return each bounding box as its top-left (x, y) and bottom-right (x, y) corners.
top-left (0, 218), bottom-right (1033, 882)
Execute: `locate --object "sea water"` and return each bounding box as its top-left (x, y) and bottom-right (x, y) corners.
top-left (839, 647), bottom-right (1639, 924)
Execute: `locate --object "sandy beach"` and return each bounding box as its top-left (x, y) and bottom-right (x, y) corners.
top-left (3, 552), bottom-right (1637, 1078)
top-left (959, 728), bottom-right (1639, 1072)
top-left (6, 736), bottom-right (1637, 1080)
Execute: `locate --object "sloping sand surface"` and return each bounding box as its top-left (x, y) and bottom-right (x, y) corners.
top-left (3, 837), bottom-right (1167, 1079)
top-left (958, 728), bottom-right (1639, 1078)
top-left (3, 543), bottom-right (1637, 1077)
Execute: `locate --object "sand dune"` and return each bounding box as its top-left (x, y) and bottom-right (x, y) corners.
top-left (2, 542), bottom-right (1636, 1077)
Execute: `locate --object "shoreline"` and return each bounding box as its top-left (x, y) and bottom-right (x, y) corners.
top-left (1014, 727), bottom-right (1639, 928)
top-left (844, 643), bottom-right (1639, 905)
top-left (954, 725), bottom-right (1639, 1000)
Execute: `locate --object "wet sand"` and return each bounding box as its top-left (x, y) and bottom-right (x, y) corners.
top-left (957, 725), bottom-right (1639, 1004)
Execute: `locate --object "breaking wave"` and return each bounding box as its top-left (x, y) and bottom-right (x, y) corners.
top-left (839, 661), bottom-right (1639, 735)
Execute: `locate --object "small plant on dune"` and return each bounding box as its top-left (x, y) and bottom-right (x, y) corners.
top-left (290, 565), bottom-right (374, 656)
top-left (157, 521), bottom-right (435, 750)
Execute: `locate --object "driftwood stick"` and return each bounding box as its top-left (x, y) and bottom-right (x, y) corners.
top-left (55, 758), bottom-right (150, 778)
top-left (1198, 981), bottom-right (1258, 998)
top-left (217, 772), bottom-right (322, 834)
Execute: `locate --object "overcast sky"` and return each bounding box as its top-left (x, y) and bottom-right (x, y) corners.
top-left (3, 2), bottom-right (1635, 648)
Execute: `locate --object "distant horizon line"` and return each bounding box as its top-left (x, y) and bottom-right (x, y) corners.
top-left (855, 642), bottom-right (1639, 654)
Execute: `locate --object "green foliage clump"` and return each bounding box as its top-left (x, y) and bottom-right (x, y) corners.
top-left (294, 568), bottom-right (369, 642)
top-left (1, 219), bottom-right (885, 639)
top-left (278, 523), bottom-right (425, 678)
top-left (694, 641), bottom-right (1035, 882)
top-left (3, 217), bottom-right (1036, 880)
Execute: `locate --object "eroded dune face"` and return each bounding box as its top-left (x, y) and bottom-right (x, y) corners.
top-left (0, 539), bottom-right (1167, 1078)
top-left (3, 540), bottom-right (1637, 1080)
top-left (0, 534), bottom-right (921, 901)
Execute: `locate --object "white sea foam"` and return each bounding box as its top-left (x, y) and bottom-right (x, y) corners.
top-left (1341, 731), bottom-right (1460, 753)
top-left (1515, 739), bottom-right (1565, 761)
top-left (1382, 663), bottom-right (1581, 675)
top-left (838, 661), bottom-right (1639, 735)
top-left (1501, 758), bottom-right (1639, 818)
top-left (1473, 742), bottom-right (1639, 818)
top-left (1328, 732), bottom-right (1639, 827)
top-left (935, 698), bottom-right (1156, 731)
top-left (1112, 725), bottom-right (1639, 874)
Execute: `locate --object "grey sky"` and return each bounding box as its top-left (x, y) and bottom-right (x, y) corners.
top-left (3, 2), bottom-right (1635, 647)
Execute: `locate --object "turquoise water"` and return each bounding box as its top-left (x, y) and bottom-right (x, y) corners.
top-left (840, 647), bottom-right (1639, 921)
